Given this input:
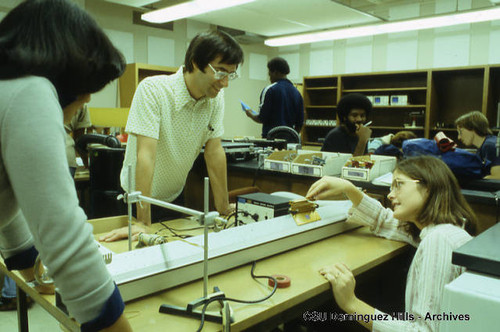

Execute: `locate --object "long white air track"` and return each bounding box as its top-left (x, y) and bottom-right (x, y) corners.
top-left (106, 200), bottom-right (356, 302)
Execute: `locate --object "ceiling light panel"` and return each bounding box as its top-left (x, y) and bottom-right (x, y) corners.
top-left (265, 7), bottom-right (500, 46)
top-left (187, 0), bottom-right (381, 37)
top-left (142, 0), bottom-right (256, 23)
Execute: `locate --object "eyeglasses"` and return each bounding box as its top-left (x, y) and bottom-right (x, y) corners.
top-left (208, 63), bottom-right (238, 81)
top-left (390, 179), bottom-right (421, 192)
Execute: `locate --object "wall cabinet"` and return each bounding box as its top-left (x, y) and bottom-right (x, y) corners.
top-left (303, 65), bottom-right (500, 146)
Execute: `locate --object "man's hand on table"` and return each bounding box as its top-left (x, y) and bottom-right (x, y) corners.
top-left (99, 223), bottom-right (150, 242)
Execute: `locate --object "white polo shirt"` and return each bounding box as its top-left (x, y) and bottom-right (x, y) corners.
top-left (120, 67), bottom-right (224, 202)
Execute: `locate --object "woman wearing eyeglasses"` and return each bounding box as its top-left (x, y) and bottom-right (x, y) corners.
top-left (306, 155), bottom-right (477, 332)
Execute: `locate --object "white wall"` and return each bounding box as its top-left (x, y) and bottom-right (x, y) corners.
top-left (82, 0), bottom-right (270, 138)
top-left (0, 0), bottom-right (272, 138)
top-left (275, 0), bottom-right (500, 80)
top-left (3, 0), bottom-right (500, 137)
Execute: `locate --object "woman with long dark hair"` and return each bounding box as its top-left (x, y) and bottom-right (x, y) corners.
top-left (0, 0), bottom-right (131, 330)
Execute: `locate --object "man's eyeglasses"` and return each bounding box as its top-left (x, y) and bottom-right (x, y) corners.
top-left (390, 179), bottom-right (420, 192)
top-left (208, 63), bottom-right (238, 81)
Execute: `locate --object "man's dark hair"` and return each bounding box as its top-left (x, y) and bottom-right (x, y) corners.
top-left (267, 57), bottom-right (290, 75)
top-left (0, 0), bottom-right (125, 107)
top-left (185, 30), bottom-right (243, 73)
top-left (337, 93), bottom-right (372, 124)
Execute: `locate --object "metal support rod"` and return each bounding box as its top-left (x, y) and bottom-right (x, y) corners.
top-left (137, 195), bottom-right (204, 219)
top-left (122, 168), bottom-right (219, 301)
top-left (127, 165), bottom-right (133, 251)
top-left (203, 177), bottom-right (209, 298)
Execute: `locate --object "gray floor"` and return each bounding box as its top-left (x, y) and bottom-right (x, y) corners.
top-left (0, 302), bottom-right (62, 332)
top-left (0, 272), bottom-right (61, 332)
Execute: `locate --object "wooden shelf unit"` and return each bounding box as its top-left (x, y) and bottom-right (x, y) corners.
top-left (302, 76), bottom-right (340, 145)
top-left (302, 66), bottom-right (500, 146)
top-left (342, 87), bottom-right (427, 93)
top-left (486, 67), bottom-right (500, 128)
top-left (119, 63), bottom-right (177, 107)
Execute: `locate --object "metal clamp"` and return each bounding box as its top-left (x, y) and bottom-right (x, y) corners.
top-left (117, 191), bottom-right (142, 204)
top-left (213, 216), bottom-right (229, 233)
top-left (203, 211), bottom-right (220, 226)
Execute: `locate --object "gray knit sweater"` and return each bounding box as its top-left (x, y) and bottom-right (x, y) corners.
top-left (0, 76), bottom-right (117, 323)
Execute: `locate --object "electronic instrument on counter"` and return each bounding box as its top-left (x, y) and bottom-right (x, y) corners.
top-left (236, 192), bottom-right (290, 225)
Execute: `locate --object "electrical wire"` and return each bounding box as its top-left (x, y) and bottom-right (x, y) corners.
top-left (252, 163), bottom-right (263, 187)
top-left (224, 210), bottom-right (258, 229)
top-left (224, 210), bottom-right (237, 222)
top-left (224, 219), bottom-right (247, 229)
top-left (195, 261), bottom-right (278, 332)
top-left (159, 222), bottom-right (196, 239)
top-left (163, 225), bottom-right (211, 232)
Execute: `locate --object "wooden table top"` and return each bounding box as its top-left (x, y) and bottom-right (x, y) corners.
top-left (1, 216), bottom-right (408, 332)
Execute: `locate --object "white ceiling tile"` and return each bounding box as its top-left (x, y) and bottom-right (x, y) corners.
top-left (191, 0), bottom-right (381, 37)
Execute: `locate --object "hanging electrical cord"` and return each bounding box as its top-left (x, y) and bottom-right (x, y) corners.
top-left (223, 210), bottom-right (237, 225)
top-left (158, 222), bottom-right (201, 239)
top-left (252, 163), bottom-right (263, 187)
top-left (224, 210), bottom-right (260, 229)
top-left (195, 261), bottom-right (278, 332)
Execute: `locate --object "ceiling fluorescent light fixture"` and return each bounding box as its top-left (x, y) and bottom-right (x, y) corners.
top-left (142, 0), bottom-right (256, 23)
top-left (265, 7), bottom-right (500, 47)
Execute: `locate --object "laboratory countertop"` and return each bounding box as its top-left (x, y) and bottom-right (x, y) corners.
top-left (227, 159), bottom-right (500, 206)
top-left (453, 221), bottom-right (500, 278)
top-left (1, 216), bottom-right (409, 332)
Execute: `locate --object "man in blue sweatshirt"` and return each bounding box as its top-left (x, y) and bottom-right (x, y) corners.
top-left (245, 57), bottom-right (304, 138)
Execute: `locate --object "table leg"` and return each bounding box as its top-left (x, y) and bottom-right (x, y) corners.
top-left (16, 285), bottom-right (29, 332)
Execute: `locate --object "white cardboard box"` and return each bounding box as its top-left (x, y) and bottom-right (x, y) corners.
top-left (291, 152), bottom-right (352, 177)
top-left (440, 272), bottom-right (500, 332)
top-left (372, 95), bottom-right (389, 106)
top-left (390, 95), bottom-right (408, 106)
top-left (263, 150), bottom-right (302, 173)
top-left (342, 155), bottom-right (396, 182)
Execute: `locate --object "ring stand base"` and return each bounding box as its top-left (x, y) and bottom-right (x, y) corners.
top-left (159, 286), bottom-right (234, 326)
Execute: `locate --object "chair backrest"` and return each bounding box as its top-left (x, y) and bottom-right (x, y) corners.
top-left (266, 126), bottom-right (301, 144)
top-left (88, 146), bottom-right (126, 218)
top-left (75, 133), bottom-right (121, 155)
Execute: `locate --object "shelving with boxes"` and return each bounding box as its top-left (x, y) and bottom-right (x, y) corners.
top-left (340, 71), bottom-right (428, 138)
top-left (302, 65), bottom-right (500, 146)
